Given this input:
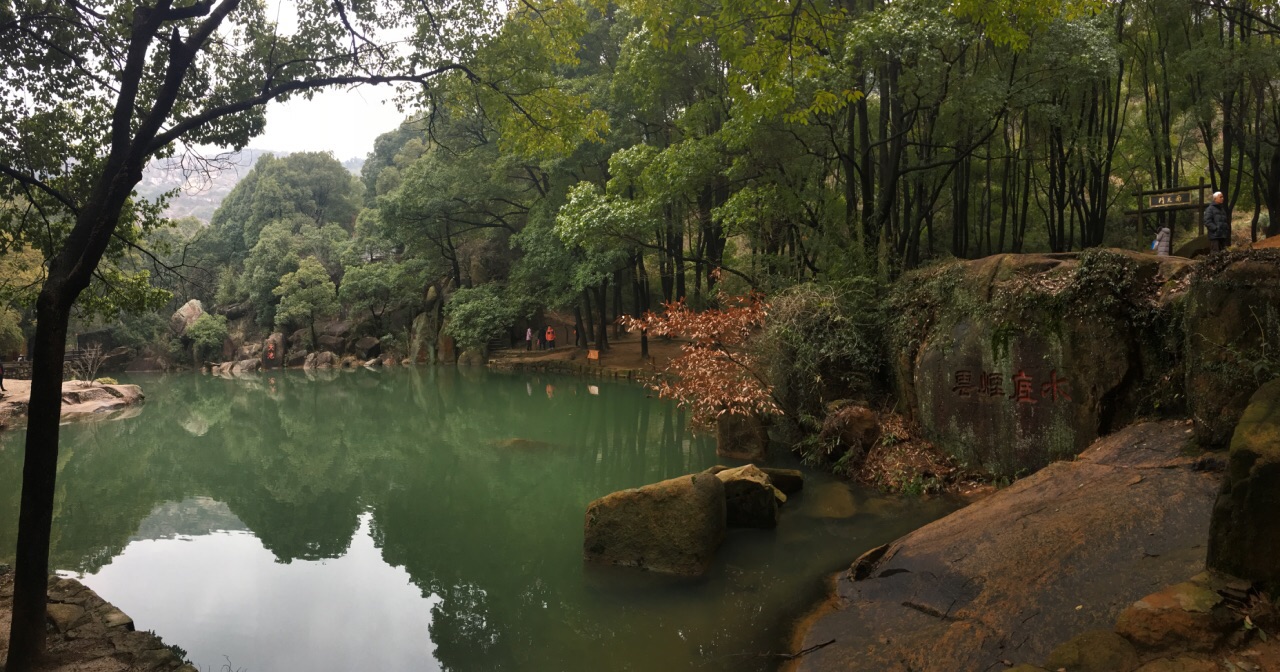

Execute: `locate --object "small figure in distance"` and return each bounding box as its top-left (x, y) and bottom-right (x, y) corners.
top-left (1204, 191), bottom-right (1230, 253)
top-left (545, 325), bottom-right (556, 350)
top-left (1155, 225), bottom-right (1172, 256)
top-left (525, 326), bottom-right (533, 352)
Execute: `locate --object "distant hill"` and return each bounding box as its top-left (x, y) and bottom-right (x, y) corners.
top-left (138, 149), bottom-right (366, 223)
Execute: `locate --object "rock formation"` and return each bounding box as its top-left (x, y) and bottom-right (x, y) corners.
top-left (583, 472), bottom-right (726, 576)
top-left (1206, 377), bottom-right (1280, 588)
top-left (888, 250), bottom-right (1193, 478)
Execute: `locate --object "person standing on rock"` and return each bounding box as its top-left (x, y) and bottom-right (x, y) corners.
top-left (1204, 191), bottom-right (1230, 253)
top-left (1155, 225), bottom-right (1172, 256)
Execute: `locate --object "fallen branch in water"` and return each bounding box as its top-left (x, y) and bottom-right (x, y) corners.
top-left (775, 638), bottom-right (836, 660)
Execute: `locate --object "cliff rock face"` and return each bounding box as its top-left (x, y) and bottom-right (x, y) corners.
top-left (1206, 377), bottom-right (1280, 589)
top-left (1184, 251), bottom-right (1280, 447)
top-left (888, 250), bottom-right (1192, 478)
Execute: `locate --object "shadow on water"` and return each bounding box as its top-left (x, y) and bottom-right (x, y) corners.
top-left (0, 368), bottom-right (959, 672)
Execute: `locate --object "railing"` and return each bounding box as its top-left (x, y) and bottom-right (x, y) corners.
top-left (4, 352), bottom-right (86, 381)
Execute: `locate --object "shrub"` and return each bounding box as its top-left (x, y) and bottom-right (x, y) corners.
top-left (753, 278), bottom-right (886, 435)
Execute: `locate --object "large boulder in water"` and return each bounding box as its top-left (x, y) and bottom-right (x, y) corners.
top-left (1184, 250), bottom-right (1280, 447)
top-left (302, 351), bottom-right (338, 370)
top-left (714, 464), bottom-right (783, 529)
top-left (437, 324), bottom-right (457, 364)
top-left (887, 250), bottom-right (1193, 478)
top-left (583, 472), bottom-right (726, 576)
top-left (1206, 377), bottom-right (1280, 589)
top-left (169, 299), bottom-right (204, 337)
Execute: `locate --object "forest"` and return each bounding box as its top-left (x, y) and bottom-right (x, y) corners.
top-left (4, 0), bottom-right (1280, 368)
top-left (4, 1), bottom-right (1280, 667)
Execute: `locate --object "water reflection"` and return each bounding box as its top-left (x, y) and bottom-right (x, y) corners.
top-left (0, 368), bottom-right (957, 671)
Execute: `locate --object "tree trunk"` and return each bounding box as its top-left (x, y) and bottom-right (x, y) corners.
top-left (7, 298), bottom-right (72, 670)
top-left (596, 280), bottom-right (609, 351)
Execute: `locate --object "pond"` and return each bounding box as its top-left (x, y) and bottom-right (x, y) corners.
top-left (0, 368), bottom-right (957, 671)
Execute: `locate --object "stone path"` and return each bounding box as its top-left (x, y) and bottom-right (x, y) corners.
top-left (0, 567), bottom-right (194, 672)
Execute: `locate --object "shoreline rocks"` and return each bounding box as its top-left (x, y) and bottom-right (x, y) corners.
top-left (0, 571), bottom-right (195, 672)
top-left (791, 420), bottom-right (1220, 672)
top-left (0, 381), bottom-right (145, 432)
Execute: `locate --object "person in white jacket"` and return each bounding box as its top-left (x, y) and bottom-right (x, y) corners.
top-left (1155, 226), bottom-right (1172, 256)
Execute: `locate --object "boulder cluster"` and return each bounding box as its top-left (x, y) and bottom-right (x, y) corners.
top-left (582, 464), bottom-right (803, 576)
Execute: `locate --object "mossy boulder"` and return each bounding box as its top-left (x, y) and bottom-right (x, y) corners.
top-left (714, 464), bottom-right (784, 529)
top-left (1115, 572), bottom-right (1241, 652)
top-left (583, 472), bottom-right (726, 576)
top-left (1184, 250), bottom-right (1280, 447)
top-left (889, 250), bottom-right (1191, 478)
top-left (1043, 629), bottom-right (1139, 672)
top-left (1206, 377), bottom-right (1280, 587)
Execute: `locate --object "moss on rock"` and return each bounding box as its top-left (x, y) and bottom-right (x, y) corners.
top-left (1207, 377), bottom-right (1280, 588)
top-left (887, 250), bottom-right (1189, 478)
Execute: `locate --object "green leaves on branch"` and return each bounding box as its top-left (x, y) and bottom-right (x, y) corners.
top-left (273, 257), bottom-right (339, 343)
top-left (77, 269), bottom-right (173, 321)
top-left (187, 313), bottom-right (230, 364)
top-left (443, 284), bottom-right (519, 350)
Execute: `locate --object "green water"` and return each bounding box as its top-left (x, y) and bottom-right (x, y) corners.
top-left (0, 368), bottom-right (956, 671)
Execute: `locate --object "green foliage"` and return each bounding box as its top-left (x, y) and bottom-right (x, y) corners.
top-left (755, 280), bottom-right (886, 431)
top-left (340, 261), bottom-right (419, 331)
top-left (0, 307), bottom-right (22, 355)
top-left (443, 285), bottom-right (519, 350)
top-left (187, 314), bottom-right (230, 364)
top-left (109, 312), bottom-right (167, 350)
top-left (273, 258), bottom-right (339, 346)
top-left (93, 377), bottom-right (118, 386)
top-left (76, 269), bottom-right (173, 321)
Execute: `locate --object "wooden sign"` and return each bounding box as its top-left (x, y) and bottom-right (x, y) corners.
top-left (1146, 191), bottom-right (1195, 209)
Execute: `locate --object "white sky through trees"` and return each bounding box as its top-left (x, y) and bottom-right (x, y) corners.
top-left (254, 86), bottom-right (405, 160)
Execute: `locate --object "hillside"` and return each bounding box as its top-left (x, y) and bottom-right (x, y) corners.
top-left (136, 149), bottom-right (365, 223)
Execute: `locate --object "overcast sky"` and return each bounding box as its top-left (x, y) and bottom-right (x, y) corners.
top-left (250, 85), bottom-right (408, 161)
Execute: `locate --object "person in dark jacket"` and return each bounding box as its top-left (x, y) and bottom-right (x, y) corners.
top-left (1204, 191), bottom-right (1230, 253)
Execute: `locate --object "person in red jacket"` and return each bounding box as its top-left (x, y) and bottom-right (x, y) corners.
top-left (545, 325), bottom-right (556, 349)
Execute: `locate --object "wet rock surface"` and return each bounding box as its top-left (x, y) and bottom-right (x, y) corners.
top-left (0, 571), bottom-right (195, 672)
top-left (794, 421), bottom-right (1220, 672)
top-left (583, 472), bottom-right (727, 576)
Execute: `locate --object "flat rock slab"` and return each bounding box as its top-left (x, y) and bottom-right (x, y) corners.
top-left (0, 381), bottom-right (143, 431)
top-left (795, 420), bottom-right (1220, 672)
top-left (0, 571), bottom-right (194, 672)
